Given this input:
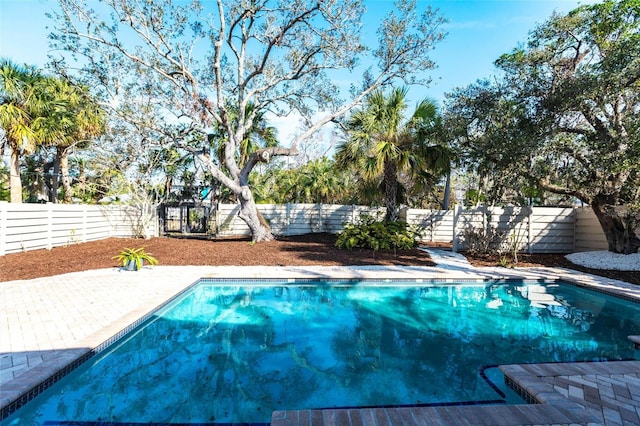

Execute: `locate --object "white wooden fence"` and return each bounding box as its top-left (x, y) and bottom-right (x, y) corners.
top-left (215, 203), bottom-right (385, 237)
top-left (0, 201), bottom-right (607, 256)
top-left (402, 206), bottom-right (578, 253)
top-left (574, 207), bottom-right (609, 252)
top-left (217, 204), bottom-right (607, 254)
top-left (0, 202), bottom-right (158, 255)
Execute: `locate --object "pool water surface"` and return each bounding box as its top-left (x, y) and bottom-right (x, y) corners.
top-left (4, 279), bottom-right (639, 425)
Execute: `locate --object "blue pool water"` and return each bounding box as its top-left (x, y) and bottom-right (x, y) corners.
top-left (4, 279), bottom-right (639, 425)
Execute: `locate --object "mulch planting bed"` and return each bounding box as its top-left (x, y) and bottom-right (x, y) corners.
top-left (1, 233), bottom-right (637, 284)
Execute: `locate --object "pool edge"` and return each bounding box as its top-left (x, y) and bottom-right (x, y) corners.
top-left (2, 265), bottom-right (638, 423)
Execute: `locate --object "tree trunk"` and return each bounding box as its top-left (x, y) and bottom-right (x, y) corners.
top-left (59, 147), bottom-right (73, 203)
top-left (237, 186), bottom-right (274, 242)
top-left (165, 176), bottom-right (173, 199)
top-left (384, 160), bottom-right (398, 221)
top-left (51, 155), bottom-right (61, 203)
top-left (591, 202), bottom-right (640, 254)
top-left (194, 152), bottom-right (274, 242)
top-left (443, 172), bottom-right (451, 210)
top-left (77, 161), bottom-right (86, 200)
top-left (9, 146), bottom-right (22, 203)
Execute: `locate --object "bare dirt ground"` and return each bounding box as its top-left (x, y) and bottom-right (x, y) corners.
top-left (1, 233), bottom-right (638, 284)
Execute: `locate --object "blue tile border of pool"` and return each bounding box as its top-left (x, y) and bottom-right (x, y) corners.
top-left (2, 276), bottom-right (638, 423)
top-left (561, 277), bottom-right (640, 303)
top-left (196, 277), bottom-right (551, 286)
top-left (43, 422), bottom-right (270, 425)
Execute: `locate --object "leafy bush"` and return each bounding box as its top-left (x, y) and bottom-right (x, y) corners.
top-left (460, 225), bottom-right (505, 256)
top-left (460, 217), bottom-right (527, 266)
top-left (336, 215), bottom-right (421, 253)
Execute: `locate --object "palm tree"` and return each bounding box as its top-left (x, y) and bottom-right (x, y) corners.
top-left (42, 79), bottom-right (105, 203)
top-left (0, 59), bottom-right (45, 203)
top-left (336, 87), bottom-right (451, 220)
top-left (287, 157), bottom-right (352, 204)
top-left (0, 61), bottom-right (102, 203)
top-left (403, 99), bottom-right (453, 209)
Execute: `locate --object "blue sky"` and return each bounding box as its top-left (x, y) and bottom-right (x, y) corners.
top-left (1, 0), bottom-right (591, 104)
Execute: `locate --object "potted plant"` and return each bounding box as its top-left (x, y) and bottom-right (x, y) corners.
top-left (113, 247), bottom-right (159, 271)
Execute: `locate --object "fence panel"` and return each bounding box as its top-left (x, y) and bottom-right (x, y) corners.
top-left (215, 204), bottom-right (250, 238)
top-left (2, 203), bottom-right (51, 253)
top-left (321, 205), bottom-right (385, 233)
top-left (488, 207), bottom-right (530, 253)
top-left (529, 207), bottom-right (574, 253)
top-left (319, 204), bottom-right (350, 233)
top-left (574, 207), bottom-right (608, 252)
top-left (214, 203), bottom-right (385, 238)
top-left (85, 207), bottom-right (114, 241)
top-left (100, 205), bottom-right (156, 238)
top-left (50, 204), bottom-right (88, 247)
top-left (401, 208), bottom-right (455, 242)
top-left (0, 202), bottom-right (151, 256)
top-left (256, 204), bottom-right (289, 235)
top-left (277, 204), bottom-right (313, 235)
top-left (405, 206), bottom-right (576, 253)
top-left (455, 207), bottom-right (486, 250)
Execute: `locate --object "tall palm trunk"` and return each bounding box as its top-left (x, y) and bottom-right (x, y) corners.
top-left (49, 147), bottom-right (74, 203)
top-left (51, 155), bottom-right (60, 203)
top-left (59, 147), bottom-right (73, 203)
top-left (9, 145), bottom-right (22, 203)
top-left (443, 172), bottom-right (451, 210)
top-left (77, 161), bottom-right (87, 200)
top-left (384, 160), bottom-right (398, 221)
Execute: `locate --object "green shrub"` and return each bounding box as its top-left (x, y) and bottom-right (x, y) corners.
top-left (336, 215), bottom-right (421, 253)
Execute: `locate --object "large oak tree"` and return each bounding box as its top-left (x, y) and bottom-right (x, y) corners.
top-left (446, 0), bottom-right (640, 254)
top-left (50, 0), bottom-right (446, 241)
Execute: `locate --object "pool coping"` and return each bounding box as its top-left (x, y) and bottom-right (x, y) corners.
top-left (265, 360), bottom-right (637, 425)
top-left (1, 264), bottom-right (639, 423)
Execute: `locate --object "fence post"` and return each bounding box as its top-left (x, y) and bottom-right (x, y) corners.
top-left (483, 205), bottom-right (488, 231)
top-left (46, 202), bottom-right (53, 250)
top-left (528, 207), bottom-right (533, 254)
top-left (572, 207), bottom-right (577, 253)
top-left (0, 201), bottom-right (7, 256)
top-left (452, 205), bottom-right (461, 253)
top-left (214, 203), bottom-right (221, 237)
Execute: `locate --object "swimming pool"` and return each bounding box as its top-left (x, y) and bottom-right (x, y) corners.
top-left (4, 279), bottom-right (639, 425)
